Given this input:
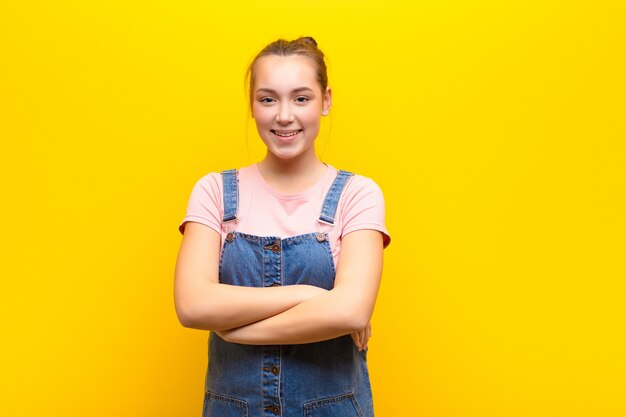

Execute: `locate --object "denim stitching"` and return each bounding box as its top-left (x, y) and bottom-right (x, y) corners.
top-left (303, 391), bottom-right (365, 417)
top-left (221, 169), bottom-right (238, 222)
top-left (322, 239), bottom-right (336, 276)
top-left (218, 240), bottom-right (227, 279)
top-left (318, 170), bottom-right (354, 224)
top-left (304, 391), bottom-right (354, 408)
top-left (205, 390), bottom-right (249, 416)
top-left (213, 167), bottom-right (372, 417)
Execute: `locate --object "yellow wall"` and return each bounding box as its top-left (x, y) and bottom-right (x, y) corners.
top-left (1, 1), bottom-right (624, 416)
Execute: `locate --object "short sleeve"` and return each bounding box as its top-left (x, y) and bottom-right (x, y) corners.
top-left (178, 172), bottom-right (223, 235)
top-left (339, 175), bottom-right (391, 249)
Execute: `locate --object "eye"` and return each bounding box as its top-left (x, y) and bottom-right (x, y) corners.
top-left (294, 96), bottom-right (310, 103)
top-left (258, 97), bottom-right (275, 104)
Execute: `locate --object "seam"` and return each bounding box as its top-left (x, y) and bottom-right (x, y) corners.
top-left (303, 391), bottom-right (355, 409)
top-left (205, 389), bottom-right (248, 409)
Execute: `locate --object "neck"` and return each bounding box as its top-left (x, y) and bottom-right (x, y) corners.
top-left (256, 151), bottom-right (328, 193)
top-left (259, 152), bottom-right (325, 176)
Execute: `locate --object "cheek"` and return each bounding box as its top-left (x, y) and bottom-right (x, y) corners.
top-left (299, 110), bottom-right (322, 126)
top-left (296, 105), bottom-right (322, 121)
top-left (252, 107), bottom-right (273, 125)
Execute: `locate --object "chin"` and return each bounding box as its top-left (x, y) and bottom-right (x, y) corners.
top-left (268, 144), bottom-right (314, 160)
top-left (270, 150), bottom-right (304, 160)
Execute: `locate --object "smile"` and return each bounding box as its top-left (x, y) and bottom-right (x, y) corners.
top-left (271, 129), bottom-right (302, 137)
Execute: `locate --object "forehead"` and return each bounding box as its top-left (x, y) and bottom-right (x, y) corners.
top-left (254, 55), bottom-right (318, 92)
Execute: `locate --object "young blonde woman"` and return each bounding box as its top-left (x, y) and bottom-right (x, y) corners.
top-left (175, 36), bottom-right (391, 417)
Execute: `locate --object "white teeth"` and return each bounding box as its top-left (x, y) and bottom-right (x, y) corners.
top-left (273, 130), bottom-right (301, 137)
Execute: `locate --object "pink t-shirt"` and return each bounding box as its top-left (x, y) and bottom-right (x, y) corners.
top-left (178, 163), bottom-right (391, 269)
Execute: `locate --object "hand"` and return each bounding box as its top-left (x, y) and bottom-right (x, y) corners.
top-left (350, 321), bottom-right (371, 351)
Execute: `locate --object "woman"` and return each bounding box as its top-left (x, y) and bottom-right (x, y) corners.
top-left (175, 36), bottom-right (391, 417)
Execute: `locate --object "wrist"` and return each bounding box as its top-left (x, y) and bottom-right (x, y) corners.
top-left (297, 284), bottom-right (329, 303)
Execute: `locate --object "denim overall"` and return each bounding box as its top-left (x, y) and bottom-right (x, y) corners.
top-left (202, 168), bottom-right (374, 417)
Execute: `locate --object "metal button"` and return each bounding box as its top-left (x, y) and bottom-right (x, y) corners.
top-left (264, 405), bottom-right (280, 415)
top-left (316, 233), bottom-right (327, 242)
top-left (270, 366), bottom-right (280, 375)
top-left (271, 283), bottom-right (281, 287)
top-left (225, 232), bottom-right (235, 242)
top-left (271, 243), bottom-right (280, 253)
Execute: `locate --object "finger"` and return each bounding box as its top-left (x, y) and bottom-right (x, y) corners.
top-left (358, 328), bottom-right (365, 350)
top-left (352, 331), bottom-right (362, 350)
top-left (364, 322), bottom-right (371, 349)
top-left (354, 329), bottom-right (361, 350)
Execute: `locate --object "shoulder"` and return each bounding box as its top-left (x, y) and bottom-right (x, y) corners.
top-left (188, 171), bottom-right (223, 199)
top-left (179, 171), bottom-right (225, 235)
top-left (336, 170), bottom-right (391, 248)
top-left (341, 172), bottom-right (386, 204)
top-left (189, 164), bottom-right (256, 197)
top-left (196, 171), bottom-right (223, 187)
top-left (334, 169), bottom-right (387, 216)
top-left (347, 172), bottom-right (382, 189)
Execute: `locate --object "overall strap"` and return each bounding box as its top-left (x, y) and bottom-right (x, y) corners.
top-left (318, 169), bottom-right (354, 225)
top-left (221, 168), bottom-right (238, 222)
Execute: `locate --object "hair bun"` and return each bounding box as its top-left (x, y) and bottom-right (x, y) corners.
top-left (298, 36), bottom-right (318, 47)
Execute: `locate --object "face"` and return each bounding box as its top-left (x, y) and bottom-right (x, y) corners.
top-left (251, 54), bottom-right (331, 161)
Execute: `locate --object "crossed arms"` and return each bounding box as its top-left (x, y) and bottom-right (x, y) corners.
top-left (174, 222), bottom-right (384, 348)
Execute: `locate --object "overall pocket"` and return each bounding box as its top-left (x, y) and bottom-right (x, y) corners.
top-left (303, 391), bottom-right (365, 417)
top-left (202, 390), bottom-right (248, 417)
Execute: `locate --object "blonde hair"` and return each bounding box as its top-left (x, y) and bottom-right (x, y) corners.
top-left (245, 36), bottom-right (328, 111)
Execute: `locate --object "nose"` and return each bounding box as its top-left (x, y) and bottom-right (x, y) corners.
top-left (275, 103), bottom-right (295, 124)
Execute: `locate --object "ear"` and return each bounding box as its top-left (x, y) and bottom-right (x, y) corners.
top-left (322, 86), bottom-right (332, 116)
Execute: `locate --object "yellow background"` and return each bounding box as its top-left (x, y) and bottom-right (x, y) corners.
top-left (1, 1), bottom-right (625, 416)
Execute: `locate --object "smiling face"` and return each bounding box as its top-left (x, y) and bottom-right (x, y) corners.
top-left (251, 54), bottom-right (331, 162)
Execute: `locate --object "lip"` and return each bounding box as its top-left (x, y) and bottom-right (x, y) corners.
top-left (271, 129), bottom-right (303, 142)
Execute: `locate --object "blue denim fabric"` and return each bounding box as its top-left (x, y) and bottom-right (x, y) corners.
top-left (201, 168), bottom-right (374, 417)
top-left (221, 168), bottom-right (238, 223)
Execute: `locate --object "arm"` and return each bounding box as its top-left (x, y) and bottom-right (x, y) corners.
top-left (216, 229), bottom-right (384, 345)
top-left (174, 221), bottom-right (328, 331)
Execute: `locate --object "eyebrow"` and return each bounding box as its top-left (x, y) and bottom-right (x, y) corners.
top-left (255, 87), bottom-right (315, 94)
